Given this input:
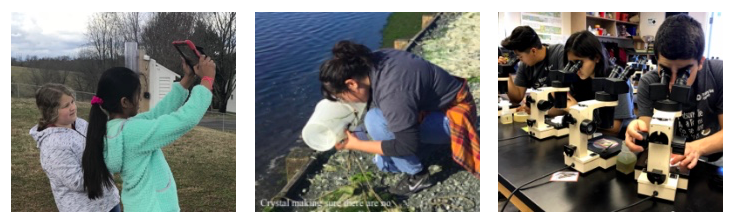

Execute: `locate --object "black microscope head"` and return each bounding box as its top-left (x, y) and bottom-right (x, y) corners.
top-left (650, 69), bottom-right (692, 112)
top-left (548, 60), bottom-right (581, 88)
top-left (499, 57), bottom-right (519, 77)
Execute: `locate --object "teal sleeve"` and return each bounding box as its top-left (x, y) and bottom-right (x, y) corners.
top-left (123, 85), bottom-right (212, 152)
top-left (135, 83), bottom-right (190, 120)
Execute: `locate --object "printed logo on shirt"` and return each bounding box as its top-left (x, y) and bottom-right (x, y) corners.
top-left (696, 89), bottom-right (714, 101)
top-left (534, 77), bottom-right (547, 89)
top-left (677, 109), bottom-right (705, 140)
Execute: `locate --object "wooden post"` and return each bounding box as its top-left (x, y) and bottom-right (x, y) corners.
top-left (422, 14), bottom-right (435, 29)
top-left (285, 146), bottom-right (314, 181)
top-left (138, 50), bottom-right (151, 113)
top-left (394, 39), bottom-right (409, 50)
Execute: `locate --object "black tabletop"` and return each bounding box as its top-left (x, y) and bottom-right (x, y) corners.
top-left (498, 122), bottom-right (723, 212)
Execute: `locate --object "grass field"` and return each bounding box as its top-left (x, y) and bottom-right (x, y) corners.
top-left (381, 12), bottom-right (435, 49)
top-left (11, 98), bottom-right (236, 211)
top-left (11, 66), bottom-right (86, 86)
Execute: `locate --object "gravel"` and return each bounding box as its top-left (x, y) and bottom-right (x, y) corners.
top-left (293, 143), bottom-right (480, 212)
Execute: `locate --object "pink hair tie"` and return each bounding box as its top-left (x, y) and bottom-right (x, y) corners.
top-left (91, 96), bottom-right (104, 105)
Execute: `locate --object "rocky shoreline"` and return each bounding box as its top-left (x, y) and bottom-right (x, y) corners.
top-left (276, 141), bottom-right (480, 212)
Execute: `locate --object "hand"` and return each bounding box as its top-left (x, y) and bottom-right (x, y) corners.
top-left (670, 141), bottom-right (703, 169)
top-left (181, 57), bottom-right (193, 76)
top-left (334, 130), bottom-right (359, 151)
top-left (517, 103), bottom-right (530, 115)
top-left (498, 56), bottom-right (508, 64)
top-left (624, 120), bottom-right (649, 153)
top-left (194, 55), bottom-right (216, 79)
top-left (179, 58), bottom-right (195, 88)
top-left (566, 92), bottom-right (578, 107)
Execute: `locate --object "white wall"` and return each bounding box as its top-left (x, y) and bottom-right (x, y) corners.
top-left (639, 12), bottom-right (709, 38)
top-left (689, 12), bottom-right (709, 31)
top-left (226, 84), bottom-right (236, 113)
top-left (148, 59), bottom-right (179, 109)
top-left (639, 12), bottom-right (665, 38)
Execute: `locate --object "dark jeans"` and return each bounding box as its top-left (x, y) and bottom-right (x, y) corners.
top-left (109, 203), bottom-right (121, 212)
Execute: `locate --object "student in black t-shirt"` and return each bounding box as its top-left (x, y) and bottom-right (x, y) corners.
top-left (499, 26), bottom-right (566, 103)
top-left (625, 15), bottom-right (723, 170)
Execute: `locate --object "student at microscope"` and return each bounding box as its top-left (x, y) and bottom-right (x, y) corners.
top-left (624, 14), bottom-right (723, 171)
top-left (499, 26), bottom-right (566, 104)
top-left (561, 31), bottom-right (636, 138)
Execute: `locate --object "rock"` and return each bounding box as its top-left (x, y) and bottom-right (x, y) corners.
top-left (323, 164), bottom-right (337, 172)
top-left (428, 165), bottom-right (442, 174)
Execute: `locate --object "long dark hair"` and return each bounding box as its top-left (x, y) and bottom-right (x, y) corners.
top-left (318, 40), bottom-right (374, 101)
top-left (564, 31), bottom-right (609, 78)
top-left (82, 67), bottom-right (140, 199)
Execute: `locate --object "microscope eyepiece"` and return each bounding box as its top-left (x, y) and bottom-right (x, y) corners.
top-left (675, 69), bottom-right (691, 86)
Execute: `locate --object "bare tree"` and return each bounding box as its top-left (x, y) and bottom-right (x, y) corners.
top-left (86, 12), bottom-right (123, 70)
top-left (211, 12), bottom-right (236, 113)
top-left (119, 12), bottom-right (142, 42)
top-left (71, 48), bottom-right (102, 92)
top-left (140, 12), bottom-right (199, 75)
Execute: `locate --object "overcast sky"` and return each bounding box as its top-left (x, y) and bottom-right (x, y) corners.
top-left (11, 12), bottom-right (95, 58)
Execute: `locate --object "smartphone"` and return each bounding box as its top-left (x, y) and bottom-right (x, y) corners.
top-left (172, 40), bottom-right (203, 67)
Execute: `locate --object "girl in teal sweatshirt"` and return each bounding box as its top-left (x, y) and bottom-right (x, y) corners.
top-left (82, 56), bottom-right (216, 211)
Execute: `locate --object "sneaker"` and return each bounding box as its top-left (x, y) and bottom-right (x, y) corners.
top-left (389, 169), bottom-right (432, 196)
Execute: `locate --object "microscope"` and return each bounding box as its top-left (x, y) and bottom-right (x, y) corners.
top-left (498, 52), bottom-right (520, 118)
top-left (633, 69), bottom-right (690, 201)
top-left (562, 64), bottom-right (635, 173)
top-left (627, 56), bottom-right (650, 93)
top-left (498, 51), bottom-right (519, 94)
top-left (525, 61), bottom-right (581, 139)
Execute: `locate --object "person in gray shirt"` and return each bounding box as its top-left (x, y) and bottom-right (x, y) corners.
top-left (563, 31), bottom-right (636, 137)
top-left (318, 41), bottom-right (473, 196)
top-left (500, 26), bottom-right (566, 103)
top-left (29, 84), bottom-right (120, 212)
top-left (625, 15), bottom-right (723, 171)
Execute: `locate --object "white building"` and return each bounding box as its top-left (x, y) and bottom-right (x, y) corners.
top-left (226, 76), bottom-right (236, 113)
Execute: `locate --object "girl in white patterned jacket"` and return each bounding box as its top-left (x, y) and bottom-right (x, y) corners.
top-left (29, 83), bottom-right (120, 212)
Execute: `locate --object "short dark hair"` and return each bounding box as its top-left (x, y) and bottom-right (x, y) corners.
top-left (501, 26), bottom-right (542, 52)
top-left (564, 31), bottom-right (608, 77)
top-left (654, 14), bottom-right (705, 61)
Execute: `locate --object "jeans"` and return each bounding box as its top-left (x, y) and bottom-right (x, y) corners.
top-left (109, 203), bottom-right (121, 212)
top-left (363, 108), bottom-right (450, 175)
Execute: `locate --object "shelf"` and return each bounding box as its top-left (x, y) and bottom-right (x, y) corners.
top-left (631, 50), bottom-right (653, 55)
top-left (616, 20), bottom-right (639, 26)
top-left (586, 15), bottom-right (639, 25)
top-left (597, 35), bottom-right (634, 40)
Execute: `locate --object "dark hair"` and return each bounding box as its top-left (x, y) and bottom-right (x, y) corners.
top-left (34, 83), bottom-right (76, 131)
top-left (564, 31), bottom-right (609, 77)
top-left (318, 41), bottom-right (374, 101)
top-left (654, 14), bottom-right (705, 61)
top-left (501, 26), bottom-right (543, 52)
top-left (82, 67), bottom-right (140, 199)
